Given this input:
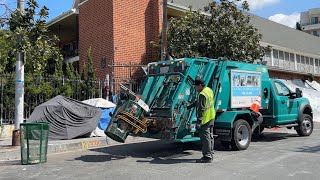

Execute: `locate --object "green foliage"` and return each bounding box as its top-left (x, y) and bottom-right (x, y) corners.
top-left (0, 1), bottom-right (102, 122)
top-left (2, 74), bottom-right (15, 119)
top-left (81, 47), bottom-right (99, 99)
top-left (296, 22), bottom-right (302, 31)
top-left (4, 0), bottom-right (63, 75)
top-left (0, 30), bottom-right (15, 73)
top-left (167, 0), bottom-right (269, 62)
top-left (307, 73), bottom-right (315, 82)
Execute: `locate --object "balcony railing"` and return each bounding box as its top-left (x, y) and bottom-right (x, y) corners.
top-left (63, 49), bottom-right (79, 60)
top-left (301, 21), bottom-right (320, 26)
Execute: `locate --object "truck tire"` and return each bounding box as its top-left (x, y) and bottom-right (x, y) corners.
top-left (231, 119), bottom-right (251, 150)
top-left (296, 114), bottom-right (313, 136)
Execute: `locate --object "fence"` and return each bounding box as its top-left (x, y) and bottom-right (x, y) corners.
top-left (0, 62), bottom-right (146, 125)
top-left (109, 62), bottom-right (146, 94)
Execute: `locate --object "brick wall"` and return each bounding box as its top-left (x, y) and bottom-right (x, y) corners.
top-left (79, 0), bottom-right (114, 80)
top-left (113, 0), bottom-right (161, 78)
top-left (79, 0), bottom-right (162, 80)
top-left (269, 70), bottom-right (306, 80)
top-left (269, 70), bottom-right (320, 82)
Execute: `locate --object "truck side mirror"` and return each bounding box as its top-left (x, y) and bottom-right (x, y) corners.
top-left (296, 88), bottom-right (302, 98)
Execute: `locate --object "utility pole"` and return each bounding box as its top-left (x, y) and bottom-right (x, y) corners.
top-left (161, 0), bottom-right (167, 60)
top-left (12, 0), bottom-right (25, 146)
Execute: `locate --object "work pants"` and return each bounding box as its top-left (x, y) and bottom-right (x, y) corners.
top-left (200, 122), bottom-right (214, 159)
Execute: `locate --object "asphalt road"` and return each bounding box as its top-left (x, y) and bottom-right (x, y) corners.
top-left (1, 123), bottom-right (320, 180)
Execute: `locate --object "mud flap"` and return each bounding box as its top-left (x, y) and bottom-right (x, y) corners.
top-left (214, 128), bottom-right (231, 141)
top-left (251, 112), bottom-right (263, 133)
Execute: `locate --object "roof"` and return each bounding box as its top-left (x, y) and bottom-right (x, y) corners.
top-left (250, 14), bottom-right (320, 57)
top-left (47, 8), bottom-right (78, 27)
top-left (169, 0), bottom-right (212, 11)
top-left (169, 1), bottom-right (320, 57)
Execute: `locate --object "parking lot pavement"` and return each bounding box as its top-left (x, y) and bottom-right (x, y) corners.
top-left (1, 123), bottom-right (320, 180)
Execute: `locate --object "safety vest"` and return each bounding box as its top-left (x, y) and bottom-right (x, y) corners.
top-left (199, 87), bottom-right (216, 125)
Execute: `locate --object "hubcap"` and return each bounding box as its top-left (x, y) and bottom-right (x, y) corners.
top-left (302, 118), bottom-right (312, 134)
top-left (237, 125), bottom-right (249, 146)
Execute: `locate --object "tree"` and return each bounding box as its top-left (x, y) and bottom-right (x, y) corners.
top-left (83, 47), bottom-right (98, 99)
top-left (0, 30), bottom-right (15, 73)
top-left (296, 22), bottom-right (302, 31)
top-left (6, 0), bottom-right (63, 75)
top-left (167, 0), bottom-right (269, 62)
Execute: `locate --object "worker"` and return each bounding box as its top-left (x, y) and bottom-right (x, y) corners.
top-left (187, 78), bottom-right (216, 163)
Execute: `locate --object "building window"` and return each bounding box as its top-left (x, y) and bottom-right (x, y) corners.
top-left (311, 17), bottom-right (319, 24)
top-left (316, 59), bottom-right (320, 74)
top-left (62, 41), bottom-right (79, 60)
top-left (284, 52), bottom-right (289, 69)
top-left (289, 53), bottom-right (295, 70)
top-left (301, 56), bottom-right (306, 72)
top-left (264, 50), bottom-right (272, 66)
top-left (273, 50), bottom-right (279, 67)
top-left (296, 55), bottom-right (301, 71)
top-left (279, 51), bottom-right (284, 67)
top-left (306, 57), bottom-right (309, 72)
top-left (310, 58), bottom-right (314, 73)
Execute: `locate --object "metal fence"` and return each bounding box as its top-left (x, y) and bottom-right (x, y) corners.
top-left (110, 62), bottom-right (146, 94)
top-left (0, 66), bottom-right (145, 125)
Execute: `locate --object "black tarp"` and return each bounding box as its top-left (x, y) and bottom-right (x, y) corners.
top-left (28, 95), bottom-right (102, 140)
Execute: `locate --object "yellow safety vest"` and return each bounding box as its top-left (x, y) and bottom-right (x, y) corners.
top-left (199, 87), bottom-right (216, 125)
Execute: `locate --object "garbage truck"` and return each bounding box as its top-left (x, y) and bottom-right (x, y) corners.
top-left (105, 58), bottom-right (313, 150)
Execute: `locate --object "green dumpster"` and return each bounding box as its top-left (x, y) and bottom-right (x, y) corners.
top-left (20, 122), bottom-right (49, 165)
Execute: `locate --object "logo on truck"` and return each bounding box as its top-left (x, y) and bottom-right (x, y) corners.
top-left (230, 70), bottom-right (261, 108)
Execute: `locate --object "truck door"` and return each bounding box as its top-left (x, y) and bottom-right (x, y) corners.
top-left (272, 80), bottom-right (298, 123)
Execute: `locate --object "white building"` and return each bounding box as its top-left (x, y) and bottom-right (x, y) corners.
top-left (301, 8), bottom-right (320, 37)
top-left (173, 0), bottom-right (320, 80)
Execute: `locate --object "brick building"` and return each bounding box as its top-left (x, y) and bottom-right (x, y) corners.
top-left (48, 0), bottom-right (320, 85)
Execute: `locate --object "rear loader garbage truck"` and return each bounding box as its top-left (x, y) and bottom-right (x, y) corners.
top-left (105, 58), bottom-right (313, 150)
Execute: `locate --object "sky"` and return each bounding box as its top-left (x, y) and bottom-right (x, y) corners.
top-left (1, 0), bottom-right (320, 28)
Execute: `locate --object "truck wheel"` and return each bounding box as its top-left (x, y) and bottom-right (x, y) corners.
top-left (231, 120), bottom-right (251, 150)
top-left (296, 114), bottom-right (313, 136)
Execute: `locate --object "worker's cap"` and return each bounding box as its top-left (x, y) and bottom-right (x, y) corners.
top-left (194, 78), bottom-right (205, 86)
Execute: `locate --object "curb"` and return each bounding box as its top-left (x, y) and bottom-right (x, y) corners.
top-left (0, 135), bottom-right (152, 161)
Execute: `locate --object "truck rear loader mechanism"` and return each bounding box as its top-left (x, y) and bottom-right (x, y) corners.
top-left (105, 58), bottom-right (313, 150)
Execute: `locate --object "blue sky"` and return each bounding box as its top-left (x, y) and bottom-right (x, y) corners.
top-left (245, 0), bottom-right (320, 28)
top-left (1, 0), bottom-right (320, 28)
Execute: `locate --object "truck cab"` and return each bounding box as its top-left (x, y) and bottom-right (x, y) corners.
top-left (106, 58), bottom-right (313, 150)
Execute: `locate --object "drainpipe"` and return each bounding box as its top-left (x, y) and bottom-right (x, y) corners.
top-left (161, 0), bottom-right (168, 60)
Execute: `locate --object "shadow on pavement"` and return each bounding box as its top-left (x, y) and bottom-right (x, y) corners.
top-left (74, 154), bottom-right (126, 162)
top-left (74, 140), bottom-right (232, 164)
top-left (0, 160), bottom-right (21, 166)
top-left (251, 132), bottom-right (299, 142)
top-left (73, 131), bottom-right (301, 164)
top-left (73, 140), bottom-right (204, 164)
top-left (295, 144), bottom-right (320, 153)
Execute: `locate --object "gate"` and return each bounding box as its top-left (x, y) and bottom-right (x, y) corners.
top-left (109, 62), bottom-right (146, 95)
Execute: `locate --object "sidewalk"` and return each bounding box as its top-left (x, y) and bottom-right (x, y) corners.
top-left (0, 136), bottom-right (154, 161)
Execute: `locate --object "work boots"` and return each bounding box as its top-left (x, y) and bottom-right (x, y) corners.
top-left (196, 157), bottom-right (212, 163)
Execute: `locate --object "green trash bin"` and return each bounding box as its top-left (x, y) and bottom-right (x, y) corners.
top-left (20, 122), bottom-right (49, 165)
